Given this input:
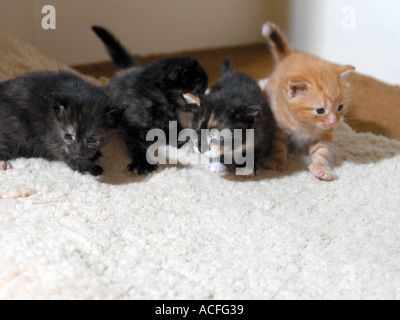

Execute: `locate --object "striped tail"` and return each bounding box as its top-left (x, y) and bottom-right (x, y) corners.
top-left (92, 26), bottom-right (139, 70)
top-left (262, 22), bottom-right (293, 64)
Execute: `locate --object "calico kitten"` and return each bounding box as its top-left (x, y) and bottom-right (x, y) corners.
top-left (0, 71), bottom-right (126, 176)
top-left (185, 58), bottom-right (278, 176)
top-left (262, 22), bottom-right (355, 181)
top-left (92, 26), bottom-right (209, 175)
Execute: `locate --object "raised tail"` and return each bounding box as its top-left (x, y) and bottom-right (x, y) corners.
top-left (221, 58), bottom-right (233, 76)
top-left (262, 22), bottom-right (293, 64)
top-left (92, 26), bottom-right (139, 70)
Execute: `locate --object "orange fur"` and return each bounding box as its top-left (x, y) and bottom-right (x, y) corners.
top-left (262, 22), bottom-right (355, 181)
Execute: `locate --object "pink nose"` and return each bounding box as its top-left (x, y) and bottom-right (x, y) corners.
top-left (328, 119), bottom-right (337, 126)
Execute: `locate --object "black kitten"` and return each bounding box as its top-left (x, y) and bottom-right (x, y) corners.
top-left (92, 26), bottom-right (209, 175)
top-left (186, 58), bottom-right (279, 176)
top-left (0, 71), bottom-right (127, 176)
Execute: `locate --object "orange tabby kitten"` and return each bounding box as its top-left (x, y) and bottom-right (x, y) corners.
top-left (262, 22), bottom-right (355, 181)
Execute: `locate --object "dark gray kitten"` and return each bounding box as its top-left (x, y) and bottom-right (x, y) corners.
top-left (93, 26), bottom-right (209, 175)
top-left (0, 71), bottom-right (127, 176)
top-left (186, 59), bottom-right (279, 176)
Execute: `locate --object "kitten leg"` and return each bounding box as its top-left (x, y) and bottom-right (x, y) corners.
top-left (123, 128), bottom-right (158, 175)
top-left (262, 128), bottom-right (288, 172)
top-left (308, 141), bottom-right (336, 181)
top-left (126, 145), bottom-right (158, 175)
top-left (68, 158), bottom-right (104, 176)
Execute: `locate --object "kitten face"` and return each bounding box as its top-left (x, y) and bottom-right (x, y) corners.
top-left (286, 65), bottom-right (354, 131)
top-left (189, 95), bottom-right (258, 158)
top-left (53, 98), bottom-right (126, 159)
top-left (58, 123), bottom-right (102, 159)
top-left (288, 86), bottom-right (347, 130)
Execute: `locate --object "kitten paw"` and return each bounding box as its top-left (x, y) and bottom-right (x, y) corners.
top-left (91, 165), bottom-right (104, 177)
top-left (205, 163), bottom-right (228, 174)
top-left (0, 161), bottom-right (8, 171)
top-left (308, 164), bottom-right (336, 181)
top-left (262, 158), bottom-right (286, 172)
top-left (89, 151), bottom-right (103, 162)
top-left (80, 165), bottom-right (104, 177)
top-left (128, 162), bottom-right (158, 175)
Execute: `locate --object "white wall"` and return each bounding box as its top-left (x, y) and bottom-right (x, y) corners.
top-left (2, 0), bottom-right (398, 86)
top-left (287, 0), bottom-right (400, 86)
top-left (0, 0), bottom-right (271, 65)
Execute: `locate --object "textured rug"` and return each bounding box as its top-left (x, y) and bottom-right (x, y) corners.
top-left (1, 37), bottom-right (400, 300)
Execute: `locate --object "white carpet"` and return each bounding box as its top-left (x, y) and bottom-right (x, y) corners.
top-left (1, 37), bottom-right (400, 300)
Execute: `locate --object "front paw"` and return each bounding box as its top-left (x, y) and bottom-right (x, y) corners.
top-left (89, 151), bottom-right (103, 162)
top-left (128, 161), bottom-right (158, 175)
top-left (205, 163), bottom-right (228, 174)
top-left (81, 165), bottom-right (104, 177)
top-left (241, 171), bottom-right (257, 178)
top-left (308, 164), bottom-right (336, 181)
top-left (235, 166), bottom-right (257, 178)
top-left (0, 161), bottom-right (8, 171)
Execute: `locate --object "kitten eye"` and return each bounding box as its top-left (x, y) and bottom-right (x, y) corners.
top-left (87, 138), bottom-right (98, 144)
top-left (315, 108), bottom-right (326, 115)
top-left (64, 134), bottom-right (73, 142)
top-left (338, 105), bottom-right (344, 112)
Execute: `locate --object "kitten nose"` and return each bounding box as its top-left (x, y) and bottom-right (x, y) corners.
top-left (328, 117), bottom-right (337, 126)
top-left (71, 145), bottom-right (85, 157)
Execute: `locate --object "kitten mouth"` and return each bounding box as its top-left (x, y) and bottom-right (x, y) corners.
top-left (319, 124), bottom-right (336, 130)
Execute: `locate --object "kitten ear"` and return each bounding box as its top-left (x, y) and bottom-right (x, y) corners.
top-left (53, 105), bottom-right (66, 116)
top-left (166, 61), bottom-right (198, 83)
top-left (52, 96), bottom-right (67, 117)
top-left (183, 94), bottom-right (201, 106)
top-left (337, 65), bottom-right (356, 78)
top-left (287, 81), bottom-right (311, 98)
top-left (236, 106), bottom-right (260, 123)
top-left (181, 60), bottom-right (202, 84)
top-left (245, 106), bottom-right (260, 118)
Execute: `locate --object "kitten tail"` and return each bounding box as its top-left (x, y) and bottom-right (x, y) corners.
top-left (92, 26), bottom-right (139, 70)
top-left (262, 22), bottom-right (293, 64)
top-left (221, 58), bottom-right (233, 76)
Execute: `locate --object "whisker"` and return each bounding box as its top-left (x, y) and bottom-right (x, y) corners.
top-left (344, 117), bottom-right (363, 125)
top-left (344, 116), bottom-right (363, 121)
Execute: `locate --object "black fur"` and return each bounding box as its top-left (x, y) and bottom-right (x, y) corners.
top-left (92, 26), bottom-right (209, 175)
top-left (189, 59), bottom-right (277, 175)
top-left (0, 71), bottom-right (126, 176)
top-left (270, 29), bottom-right (286, 53)
top-left (92, 26), bottom-right (138, 70)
